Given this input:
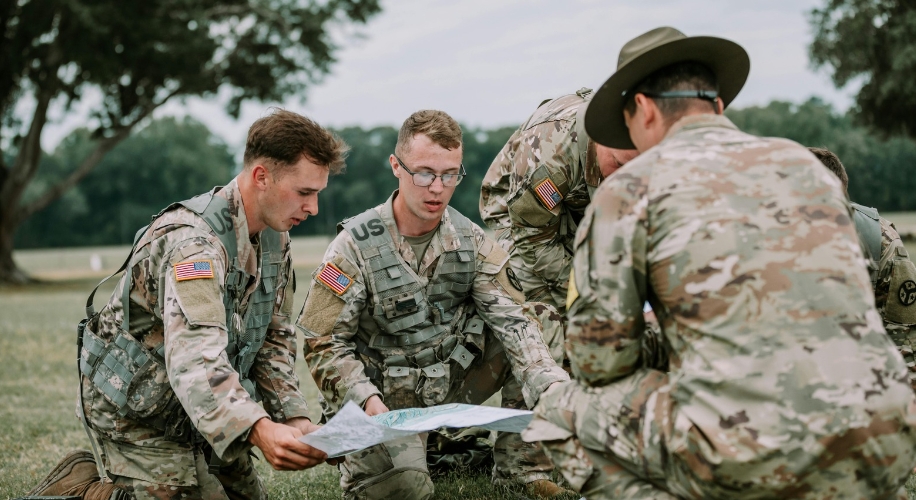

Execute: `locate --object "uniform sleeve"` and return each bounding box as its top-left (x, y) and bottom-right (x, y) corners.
top-left (479, 127), bottom-right (522, 232)
top-left (159, 238), bottom-right (269, 462)
top-left (507, 121), bottom-right (579, 302)
top-left (471, 228), bottom-right (569, 408)
top-left (250, 234), bottom-right (311, 422)
top-left (875, 217), bottom-right (916, 391)
top-left (566, 170), bottom-right (650, 387)
top-left (296, 234), bottom-right (381, 416)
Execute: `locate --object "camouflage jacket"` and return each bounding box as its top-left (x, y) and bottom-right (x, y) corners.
top-left (479, 91), bottom-right (600, 310)
top-left (81, 179), bottom-right (308, 463)
top-left (868, 213), bottom-right (916, 389)
top-left (297, 192), bottom-right (567, 416)
top-left (567, 114), bottom-right (916, 460)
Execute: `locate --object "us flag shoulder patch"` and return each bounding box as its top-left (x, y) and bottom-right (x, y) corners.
top-left (534, 178), bottom-right (563, 210)
top-left (174, 260), bottom-right (214, 281)
top-left (317, 262), bottom-right (353, 295)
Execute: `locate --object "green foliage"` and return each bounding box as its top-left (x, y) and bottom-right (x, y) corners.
top-left (726, 98), bottom-right (916, 211)
top-left (809, 0), bottom-right (916, 138)
top-left (1, 0), bottom-right (382, 127)
top-left (15, 116), bottom-right (233, 248)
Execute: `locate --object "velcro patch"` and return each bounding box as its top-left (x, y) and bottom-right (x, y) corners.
top-left (534, 178), bottom-right (563, 210)
top-left (174, 260), bottom-right (214, 281)
top-left (317, 262), bottom-right (353, 295)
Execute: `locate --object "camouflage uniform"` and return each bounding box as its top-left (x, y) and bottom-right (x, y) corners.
top-left (479, 90), bottom-right (598, 311)
top-left (522, 114), bottom-right (916, 499)
top-left (297, 192), bottom-right (569, 499)
top-left (79, 179), bottom-right (309, 499)
top-left (853, 206), bottom-right (916, 391)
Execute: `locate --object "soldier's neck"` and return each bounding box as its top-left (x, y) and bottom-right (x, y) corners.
top-left (392, 194), bottom-right (441, 237)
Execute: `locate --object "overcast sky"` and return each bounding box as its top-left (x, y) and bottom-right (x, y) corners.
top-left (41, 0), bottom-right (856, 154)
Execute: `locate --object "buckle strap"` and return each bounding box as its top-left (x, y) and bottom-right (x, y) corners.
top-left (369, 324), bottom-right (447, 348)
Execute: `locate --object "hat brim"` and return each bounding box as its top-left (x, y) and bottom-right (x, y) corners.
top-left (585, 36), bottom-right (750, 149)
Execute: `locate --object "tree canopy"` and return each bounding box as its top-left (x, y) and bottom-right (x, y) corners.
top-left (0, 0), bottom-right (381, 282)
top-left (21, 99), bottom-right (916, 250)
top-left (809, 0), bottom-right (916, 138)
top-left (16, 116), bottom-right (233, 249)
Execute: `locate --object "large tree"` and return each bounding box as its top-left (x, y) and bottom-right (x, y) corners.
top-left (809, 0), bottom-right (916, 138)
top-left (0, 0), bottom-right (380, 284)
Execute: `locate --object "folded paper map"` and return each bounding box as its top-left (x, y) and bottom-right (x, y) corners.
top-left (300, 402), bottom-right (533, 457)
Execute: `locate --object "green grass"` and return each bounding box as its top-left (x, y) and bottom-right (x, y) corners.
top-left (0, 237), bottom-right (519, 500)
top-left (6, 232), bottom-right (916, 499)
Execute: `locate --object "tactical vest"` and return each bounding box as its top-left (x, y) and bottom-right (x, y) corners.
top-left (852, 202), bottom-right (882, 285)
top-left (341, 207), bottom-right (478, 350)
top-left (78, 188), bottom-right (281, 427)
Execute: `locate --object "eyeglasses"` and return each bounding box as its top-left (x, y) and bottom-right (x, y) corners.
top-left (394, 154), bottom-right (465, 187)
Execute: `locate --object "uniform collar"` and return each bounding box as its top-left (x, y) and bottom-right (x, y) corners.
top-left (662, 113), bottom-right (738, 142)
top-left (379, 191), bottom-right (463, 272)
top-left (215, 178), bottom-right (259, 276)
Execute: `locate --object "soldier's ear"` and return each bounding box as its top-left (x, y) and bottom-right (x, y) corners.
top-left (389, 154), bottom-right (400, 178)
top-left (251, 164), bottom-right (271, 190)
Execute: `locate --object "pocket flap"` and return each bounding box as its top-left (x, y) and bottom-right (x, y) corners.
top-left (388, 366), bottom-right (411, 377)
top-left (103, 439), bottom-right (197, 486)
top-left (421, 362), bottom-right (447, 378)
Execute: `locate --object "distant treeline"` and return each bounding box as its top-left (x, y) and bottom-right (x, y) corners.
top-left (14, 98), bottom-right (916, 249)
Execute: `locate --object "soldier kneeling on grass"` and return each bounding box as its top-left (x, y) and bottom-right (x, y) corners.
top-left (21, 109), bottom-right (345, 500)
top-left (296, 109), bottom-right (572, 500)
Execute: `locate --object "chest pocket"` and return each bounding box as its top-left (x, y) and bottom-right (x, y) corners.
top-left (369, 244), bottom-right (428, 332)
top-left (428, 249), bottom-right (475, 314)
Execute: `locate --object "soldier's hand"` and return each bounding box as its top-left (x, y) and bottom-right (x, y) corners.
top-left (284, 417), bottom-right (343, 466)
top-left (284, 416), bottom-right (317, 435)
top-left (248, 417), bottom-right (327, 470)
top-left (363, 395), bottom-right (389, 416)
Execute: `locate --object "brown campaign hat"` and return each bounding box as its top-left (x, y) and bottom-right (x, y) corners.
top-left (585, 27), bottom-right (750, 149)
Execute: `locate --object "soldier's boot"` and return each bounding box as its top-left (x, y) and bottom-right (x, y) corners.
top-left (25, 450), bottom-right (130, 500)
top-left (524, 478), bottom-right (577, 499)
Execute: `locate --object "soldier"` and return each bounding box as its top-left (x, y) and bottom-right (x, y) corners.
top-left (296, 110), bottom-right (570, 500)
top-left (809, 146), bottom-right (916, 390)
top-left (25, 109), bottom-right (347, 500)
top-left (522, 27), bottom-right (916, 499)
top-left (479, 89), bottom-right (638, 311)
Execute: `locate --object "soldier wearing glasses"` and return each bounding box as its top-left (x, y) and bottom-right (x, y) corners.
top-left (296, 110), bottom-right (570, 499)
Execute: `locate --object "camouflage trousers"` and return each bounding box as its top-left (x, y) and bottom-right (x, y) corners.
top-left (523, 370), bottom-right (915, 500)
top-left (339, 330), bottom-right (556, 500)
top-left (100, 437), bottom-right (264, 500)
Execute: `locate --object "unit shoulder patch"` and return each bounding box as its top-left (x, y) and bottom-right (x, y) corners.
top-left (174, 260), bottom-right (214, 281)
top-left (533, 178), bottom-right (563, 210)
top-left (317, 262), bottom-right (353, 295)
top-left (899, 280), bottom-right (916, 306)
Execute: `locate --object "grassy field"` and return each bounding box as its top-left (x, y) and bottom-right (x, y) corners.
top-left (0, 236), bottom-right (522, 500)
top-left (5, 230), bottom-right (916, 500)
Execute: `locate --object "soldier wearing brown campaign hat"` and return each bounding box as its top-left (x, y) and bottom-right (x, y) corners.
top-left (585, 26), bottom-right (750, 149)
top-left (521, 27), bottom-right (916, 499)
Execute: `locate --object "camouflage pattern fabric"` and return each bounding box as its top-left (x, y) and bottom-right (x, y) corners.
top-left (480, 92), bottom-right (599, 311)
top-left (109, 440), bottom-right (264, 500)
top-left (80, 179), bottom-right (308, 496)
top-left (297, 192), bottom-right (569, 498)
top-left (523, 114), bottom-right (916, 499)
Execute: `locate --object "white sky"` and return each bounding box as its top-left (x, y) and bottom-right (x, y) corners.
top-left (39, 0), bottom-right (856, 154)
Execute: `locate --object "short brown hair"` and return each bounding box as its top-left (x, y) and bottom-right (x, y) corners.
top-left (808, 146), bottom-right (848, 194)
top-left (244, 108), bottom-right (348, 175)
top-left (395, 110), bottom-right (462, 156)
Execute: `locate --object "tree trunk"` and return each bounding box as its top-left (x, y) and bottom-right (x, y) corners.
top-left (0, 218), bottom-right (31, 284)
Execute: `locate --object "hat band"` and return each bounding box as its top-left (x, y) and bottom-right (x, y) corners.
top-left (640, 90), bottom-right (718, 103)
